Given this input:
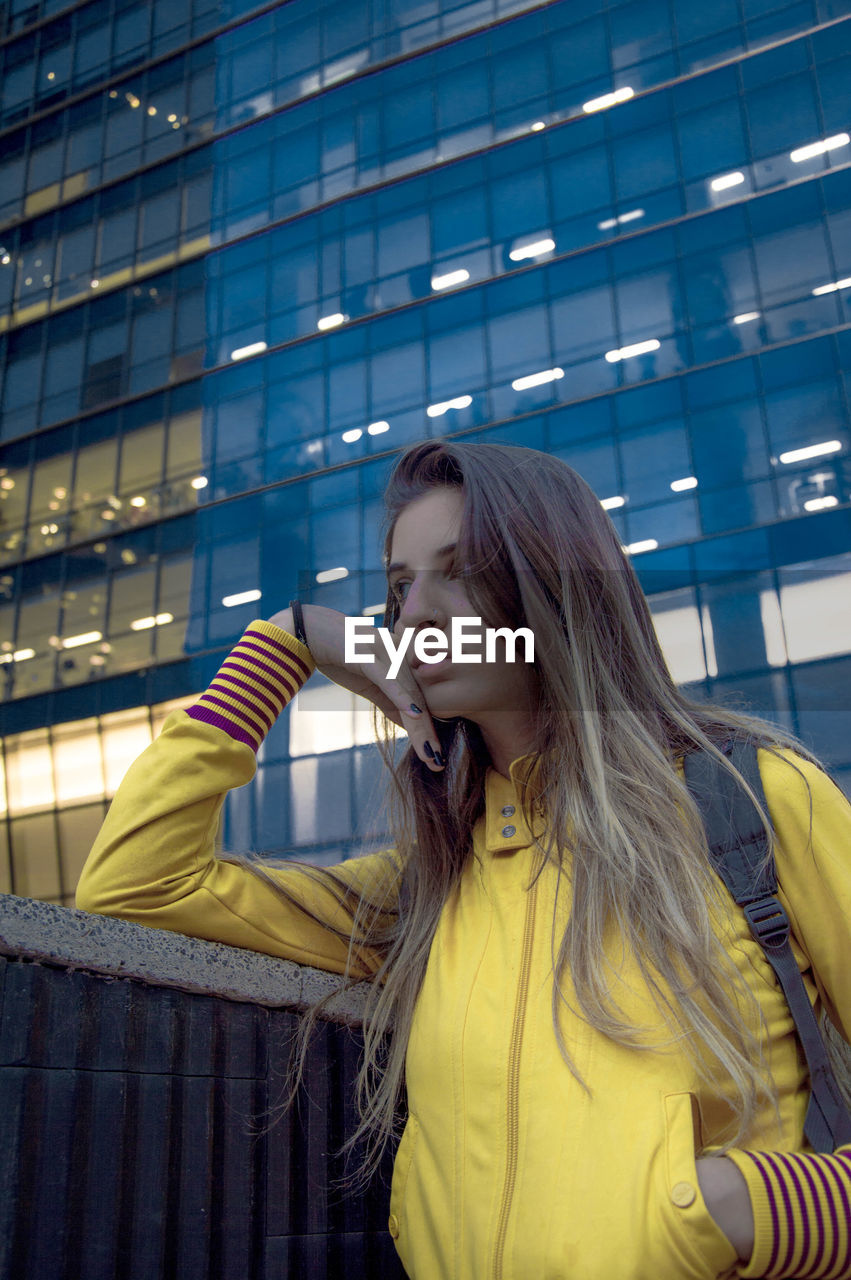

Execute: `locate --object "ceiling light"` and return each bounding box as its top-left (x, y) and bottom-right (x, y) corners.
top-left (367, 421), bottom-right (389, 435)
top-left (0, 648), bottom-right (35, 664)
top-left (317, 313), bottom-right (346, 331)
top-left (733, 312), bottom-right (760, 324)
top-left (315, 567), bottom-right (349, 584)
top-left (583, 86), bottom-right (634, 113)
top-left (605, 339), bottom-right (660, 363)
top-left (62, 631), bottom-right (103, 649)
top-left (190, 475), bottom-right (208, 489)
top-left (222, 589), bottom-right (262, 607)
top-left (670, 476), bottom-right (698, 492)
top-left (130, 613), bottom-right (173, 630)
top-left (512, 368), bottom-right (564, 391)
top-left (342, 429), bottom-right (363, 443)
top-left (600, 496), bottom-right (625, 510)
top-left (431, 269), bottom-right (470, 290)
top-left (812, 277), bottom-right (851, 296)
top-left (790, 132), bottom-right (850, 163)
top-left (508, 238), bottom-right (555, 262)
top-left (427, 395), bottom-right (473, 418)
top-left (803, 495), bottom-right (839, 511)
top-left (230, 340), bottom-right (267, 361)
top-left (710, 171), bottom-right (745, 192)
top-left (778, 440), bottom-right (841, 464)
top-left (624, 539), bottom-right (658, 555)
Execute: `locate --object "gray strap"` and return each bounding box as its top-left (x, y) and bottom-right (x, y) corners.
top-left (683, 739), bottom-right (851, 1151)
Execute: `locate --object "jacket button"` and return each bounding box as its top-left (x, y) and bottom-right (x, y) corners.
top-left (388, 1213), bottom-right (400, 1239)
top-left (501, 805), bottom-right (515, 817)
top-left (501, 824), bottom-right (516, 838)
top-left (671, 1181), bottom-right (696, 1208)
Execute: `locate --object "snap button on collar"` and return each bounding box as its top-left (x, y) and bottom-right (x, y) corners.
top-left (501, 805), bottom-right (515, 817)
top-left (501, 824), bottom-right (516, 838)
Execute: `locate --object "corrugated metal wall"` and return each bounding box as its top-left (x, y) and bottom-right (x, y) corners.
top-left (0, 955), bottom-right (407, 1279)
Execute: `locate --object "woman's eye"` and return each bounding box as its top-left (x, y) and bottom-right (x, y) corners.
top-left (391, 580), bottom-right (410, 602)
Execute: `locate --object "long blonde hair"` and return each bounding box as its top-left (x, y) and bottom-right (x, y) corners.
top-left (227, 439), bottom-right (845, 1184)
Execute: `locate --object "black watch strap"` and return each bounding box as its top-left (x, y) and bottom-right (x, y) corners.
top-left (288, 599), bottom-right (309, 648)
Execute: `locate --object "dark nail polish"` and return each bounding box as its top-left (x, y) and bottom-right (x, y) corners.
top-left (434, 752), bottom-right (445, 767)
top-left (423, 741), bottom-right (435, 759)
top-left (409, 702), bottom-right (423, 714)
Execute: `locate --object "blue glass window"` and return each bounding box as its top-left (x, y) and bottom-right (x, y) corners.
top-left (690, 399), bottom-right (770, 486)
top-left (678, 98), bottom-right (748, 182)
top-left (612, 120), bottom-right (678, 203)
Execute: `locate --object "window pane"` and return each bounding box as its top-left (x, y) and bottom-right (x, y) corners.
top-left (101, 706), bottom-right (152, 794)
top-left (109, 564), bottom-right (157, 635)
top-left (28, 454), bottom-right (73, 555)
top-left (158, 553), bottom-right (192, 619)
top-left (73, 439), bottom-right (119, 537)
top-left (119, 422), bottom-right (165, 493)
top-left (52, 718), bottom-right (104, 804)
top-left (165, 407), bottom-right (203, 478)
top-left (0, 824), bottom-right (10, 894)
top-left (0, 462), bottom-right (30, 551)
top-left (11, 811), bottom-right (60, 900)
top-left (59, 579), bottom-right (106, 641)
top-left (59, 802), bottom-right (107, 901)
top-left (6, 728), bottom-right (55, 813)
top-left (779, 564), bottom-right (851, 663)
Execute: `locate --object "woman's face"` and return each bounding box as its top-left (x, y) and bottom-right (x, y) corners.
top-left (388, 487), bottom-right (539, 727)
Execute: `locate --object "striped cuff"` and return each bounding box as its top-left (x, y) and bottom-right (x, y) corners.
top-left (186, 620), bottom-right (315, 751)
top-left (725, 1145), bottom-right (851, 1278)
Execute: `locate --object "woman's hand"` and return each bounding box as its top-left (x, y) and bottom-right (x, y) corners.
top-left (695, 1156), bottom-right (754, 1262)
top-left (266, 604), bottom-right (445, 771)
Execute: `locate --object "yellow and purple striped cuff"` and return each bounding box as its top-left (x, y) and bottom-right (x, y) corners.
top-left (726, 1144), bottom-right (851, 1278)
top-left (186, 620), bottom-right (315, 751)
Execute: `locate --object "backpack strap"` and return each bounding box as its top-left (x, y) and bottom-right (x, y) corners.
top-left (683, 737), bottom-right (851, 1152)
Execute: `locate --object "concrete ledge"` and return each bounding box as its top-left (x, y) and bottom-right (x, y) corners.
top-left (0, 892), bottom-right (371, 1025)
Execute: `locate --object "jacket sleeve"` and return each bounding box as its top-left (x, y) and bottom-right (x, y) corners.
top-left (722, 749), bottom-right (851, 1278)
top-left (75, 619), bottom-right (400, 978)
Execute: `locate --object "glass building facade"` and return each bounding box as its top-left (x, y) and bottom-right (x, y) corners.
top-left (1, 0), bottom-right (850, 903)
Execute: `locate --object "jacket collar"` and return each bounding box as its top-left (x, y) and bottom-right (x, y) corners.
top-left (482, 752), bottom-right (547, 854)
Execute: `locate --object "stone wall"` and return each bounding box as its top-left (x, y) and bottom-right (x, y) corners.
top-left (0, 893), bottom-right (406, 1280)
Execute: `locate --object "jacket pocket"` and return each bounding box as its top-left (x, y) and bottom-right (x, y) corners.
top-left (662, 1092), bottom-right (740, 1280)
top-left (388, 1114), bottom-right (419, 1244)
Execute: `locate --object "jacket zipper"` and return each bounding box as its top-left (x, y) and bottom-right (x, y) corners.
top-left (492, 878), bottom-right (538, 1280)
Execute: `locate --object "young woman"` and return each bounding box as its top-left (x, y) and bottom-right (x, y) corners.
top-left (77, 439), bottom-right (851, 1280)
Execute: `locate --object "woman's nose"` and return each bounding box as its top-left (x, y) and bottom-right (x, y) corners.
top-left (395, 577), bottom-right (442, 632)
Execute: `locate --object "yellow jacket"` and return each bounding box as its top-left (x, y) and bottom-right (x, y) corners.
top-left (76, 622), bottom-right (851, 1280)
